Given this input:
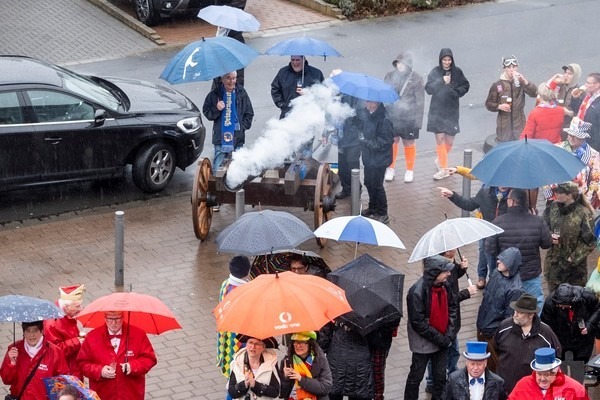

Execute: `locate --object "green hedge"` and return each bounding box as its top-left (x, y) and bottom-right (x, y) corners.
top-left (323, 0), bottom-right (489, 19)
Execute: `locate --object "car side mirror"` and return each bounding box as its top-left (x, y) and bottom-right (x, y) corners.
top-left (94, 109), bottom-right (106, 127)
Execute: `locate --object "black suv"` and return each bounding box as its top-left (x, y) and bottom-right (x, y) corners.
top-left (133, 0), bottom-right (247, 26)
top-left (0, 56), bottom-right (206, 193)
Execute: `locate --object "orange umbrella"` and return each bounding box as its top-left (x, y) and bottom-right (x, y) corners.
top-left (77, 292), bottom-right (181, 335)
top-left (213, 271), bottom-right (352, 339)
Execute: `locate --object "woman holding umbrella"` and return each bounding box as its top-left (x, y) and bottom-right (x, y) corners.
top-left (228, 335), bottom-right (280, 400)
top-left (279, 331), bottom-right (332, 400)
top-left (1, 321), bottom-right (69, 400)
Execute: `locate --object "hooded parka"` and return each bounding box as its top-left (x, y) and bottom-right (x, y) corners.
top-left (384, 52), bottom-right (425, 137)
top-left (541, 283), bottom-right (600, 361)
top-left (425, 48), bottom-right (470, 135)
top-left (476, 247), bottom-right (523, 336)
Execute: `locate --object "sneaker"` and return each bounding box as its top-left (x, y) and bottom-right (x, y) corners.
top-left (404, 170), bottom-right (414, 183)
top-left (371, 214), bottom-right (390, 224)
top-left (384, 167), bottom-right (395, 182)
top-left (335, 191), bottom-right (350, 200)
top-left (212, 205), bottom-right (220, 212)
top-left (361, 208), bottom-right (375, 217)
top-left (434, 158), bottom-right (440, 170)
top-left (433, 169), bottom-right (450, 180)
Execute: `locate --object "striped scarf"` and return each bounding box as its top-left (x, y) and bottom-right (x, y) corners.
top-left (292, 352), bottom-right (317, 400)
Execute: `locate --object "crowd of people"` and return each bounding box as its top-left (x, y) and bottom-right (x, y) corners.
top-left (0, 285), bottom-right (157, 400)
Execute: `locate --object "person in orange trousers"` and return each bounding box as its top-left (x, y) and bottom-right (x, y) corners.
top-left (384, 52), bottom-right (424, 183)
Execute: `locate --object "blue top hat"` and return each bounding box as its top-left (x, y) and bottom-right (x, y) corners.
top-left (463, 341), bottom-right (491, 360)
top-left (530, 348), bottom-right (562, 372)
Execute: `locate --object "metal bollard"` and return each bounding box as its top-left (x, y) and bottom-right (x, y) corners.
top-left (461, 149), bottom-right (473, 217)
top-left (351, 168), bottom-right (360, 216)
top-left (236, 189), bottom-right (245, 220)
top-left (114, 211), bottom-right (125, 287)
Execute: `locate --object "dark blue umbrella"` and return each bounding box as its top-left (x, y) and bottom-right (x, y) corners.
top-left (0, 294), bottom-right (64, 342)
top-left (470, 138), bottom-right (587, 189)
top-left (264, 36), bottom-right (342, 58)
top-left (330, 71), bottom-right (400, 103)
top-left (160, 36), bottom-right (260, 84)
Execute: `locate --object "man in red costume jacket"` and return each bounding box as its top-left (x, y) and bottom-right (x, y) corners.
top-left (508, 347), bottom-right (589, 399)
top-left (44, 284), bottom-right (86, 379)
top-left (78, 311), bottom-right (157, 400)
top-left (1, 321), bottom-right (69, 400)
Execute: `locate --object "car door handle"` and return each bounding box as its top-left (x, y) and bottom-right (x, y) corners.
top-left (44, 137), bottom-right (63, 145)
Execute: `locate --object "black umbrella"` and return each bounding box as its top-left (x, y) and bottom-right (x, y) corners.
top-left (328, 254), bottom-right (404, 335)
top-left (249, 249), bottom-right (331, 279)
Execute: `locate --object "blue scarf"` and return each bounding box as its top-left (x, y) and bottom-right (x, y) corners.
top-left (220, 85), bottom-right (238, 153)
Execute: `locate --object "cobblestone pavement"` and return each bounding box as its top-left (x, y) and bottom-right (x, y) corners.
top-left (0, 146), bottom-right (487, 399)
top-left (0, 0), bottom-right (340, 66)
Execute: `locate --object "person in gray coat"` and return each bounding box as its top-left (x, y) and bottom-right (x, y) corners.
top-left (404, 255), bottom-right (459, 399)
top-left (476, 247), bottom-right (523, 372)
top-left (442, 341), bottom-right (507, 400)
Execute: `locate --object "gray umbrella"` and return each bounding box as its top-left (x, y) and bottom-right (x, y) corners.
top-left (215, 209), bottom-right (315, 255)
top-left (0, 294), bottom-right (65, 342)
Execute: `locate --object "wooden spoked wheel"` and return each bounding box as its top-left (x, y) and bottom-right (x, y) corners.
top-left (314, 163), bottom-right (333, 248)
top-left (192, 158), bottom-right (213, 241)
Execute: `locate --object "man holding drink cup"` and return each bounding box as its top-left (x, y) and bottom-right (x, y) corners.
top-left (571, 72), bottom-right (600, 150)
top-left (485, 55), bottom-right (537, 142)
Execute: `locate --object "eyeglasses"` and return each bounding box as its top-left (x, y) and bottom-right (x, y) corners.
top-left (536, 371), bottom-right (558, 378)
top-left (293, 341), bottom-right (309, 345)
top-left (105, 317), bottom-right (123, 322)
top-left (290, 266), bottom-right (308, 272)
top-left (503, 58), bottom-right (518, 67)
top-left (246, 340), bottom-right (265, 348)
top-left (290, 58), bottom-right (303, 62)
top-left (585, 80), bottom-right (599, 85)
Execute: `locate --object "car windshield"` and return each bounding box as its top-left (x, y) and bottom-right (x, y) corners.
top-left (54, 66), bottom-right (121, 111)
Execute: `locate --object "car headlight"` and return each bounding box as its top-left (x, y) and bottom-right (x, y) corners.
top-left (177, 116), bottom-right (201, 133)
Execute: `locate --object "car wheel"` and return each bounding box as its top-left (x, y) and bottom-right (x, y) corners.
top-left (132, 142), bottom-right (176, 193)
top-left (134, 0), bottom-right (160, 26)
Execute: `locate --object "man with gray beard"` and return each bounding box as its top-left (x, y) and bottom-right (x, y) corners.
top-left (491, 294), bottom-right (561, 393)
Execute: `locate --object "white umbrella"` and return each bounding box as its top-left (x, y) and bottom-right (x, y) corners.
top-left (408, 218), bottom-right (504, 263)
top-left (198, 5), bottom-right (260, 32)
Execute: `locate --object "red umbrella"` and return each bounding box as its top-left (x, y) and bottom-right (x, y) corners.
top-left (213, 271), bottom-right (352, 339)
top-left (76, 292), bottom-right (181, 335)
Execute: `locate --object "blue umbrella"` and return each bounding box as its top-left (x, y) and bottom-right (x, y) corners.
top-left (264, 36), bottom-right (342, 59)
top-left (197, 5), bottom-right (260, 32)
top-left (330, 71), bottom-right (400, 103)
top-left (160, 36), bottom-right (260, 84)
top-left (0, 294), bottom-right (64, 342)
top-left (470, 138), bottom-right (587, 189)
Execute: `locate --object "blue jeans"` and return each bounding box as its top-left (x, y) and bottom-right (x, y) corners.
top-left (522, 275), bottom-right (544, 316)
top-left (213, 145), bottom-right (241, 175)
top-left (477, 239), bottom-right (489, 279)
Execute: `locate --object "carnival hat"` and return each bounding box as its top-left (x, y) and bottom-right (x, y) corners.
top-left (463, 341), bottom-right (491, 360)
top-left (237, 334), bottom-right (279, 349)
top-left (510, 293), bottom-right (539, 313)
top-left (290, 331), bottom-right (317, 342)
top-left (564, 117), bottom-right (591, 139)
top-left (530, 347), bottom-right (561, 371)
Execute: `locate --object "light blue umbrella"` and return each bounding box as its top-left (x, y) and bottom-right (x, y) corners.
top-left (0, 294), bottom-right (64, 342)
top-left (330, 71), bottom-right (400, 103)
top-left (264, 36), bottom-right (342, 59)
top-left (470, 138), bottom-right (587, 189)
top-left (198, 5), bottom-right (260, 32)
top-left (160, 36), bottom-right (260, 84)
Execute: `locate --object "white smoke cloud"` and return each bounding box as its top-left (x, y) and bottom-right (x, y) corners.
top-left (225, 80), bottom-right (355, 188)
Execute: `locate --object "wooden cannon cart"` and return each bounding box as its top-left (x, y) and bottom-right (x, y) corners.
top-left (191, 157), bottom-right (336, 246)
